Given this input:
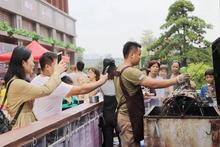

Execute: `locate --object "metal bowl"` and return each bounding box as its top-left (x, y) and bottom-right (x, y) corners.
top-left (89, 95), bottom-right (99, 103)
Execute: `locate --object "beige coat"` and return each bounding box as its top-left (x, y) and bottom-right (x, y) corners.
top-left (6, 73), bottom-right (61, 129)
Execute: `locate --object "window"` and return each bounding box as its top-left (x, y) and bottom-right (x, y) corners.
top-left (40, 25), bottom-right (50, 37)
top-left (0, 9), bottom-right (11, 25)
top-left (56, 31), bottom-right (63, 41)
top-left (22, 18), bottom-right (34, 32)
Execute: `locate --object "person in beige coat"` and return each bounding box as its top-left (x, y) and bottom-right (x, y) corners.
top-left (4, 46), bottom-right (66, 129)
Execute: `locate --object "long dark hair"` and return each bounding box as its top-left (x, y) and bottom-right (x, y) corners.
top-left (4, 46), bottom-right (32, 84)
top-left (102, 58), bottom-right (116, 80)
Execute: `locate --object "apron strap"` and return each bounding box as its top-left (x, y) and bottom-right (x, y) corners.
top-left (115, 66), bottom-right (130, 109)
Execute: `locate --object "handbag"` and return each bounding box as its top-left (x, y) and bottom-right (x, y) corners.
top-left (0, 79), bottom-right (24, 134)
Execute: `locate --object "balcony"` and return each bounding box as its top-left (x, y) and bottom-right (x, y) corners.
top-left (0, 0), bottom-right (76, 36)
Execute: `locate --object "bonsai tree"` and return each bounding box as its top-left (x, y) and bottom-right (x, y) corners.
top-left (148, 0), bottom-right (212, 66)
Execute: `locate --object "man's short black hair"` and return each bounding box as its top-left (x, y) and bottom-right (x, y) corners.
top-left (40, 52), bottom-right (57, 71)
top-left (205, 69), bottom-right (214, 76)
top-left (61, 75), bottom-right (73, 84)
top-left (123, 41), bottom-right (141, 58)
top-left (76, 61), bottom-right (85, 71)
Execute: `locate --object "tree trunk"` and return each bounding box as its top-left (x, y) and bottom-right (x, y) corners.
top-left (182, 58), bottom-right (187, 67)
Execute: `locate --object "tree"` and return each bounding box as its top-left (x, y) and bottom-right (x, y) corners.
top-left (141, 30), bottom-right (156, 47)
top-left (148, 0), bottom-right (212, 66)
top-left (180, 62), bottom-right (211, 89)
top-left (75, 46), bottom-right (85, 62)
top-left (140, 30), bottom-right (156, 67)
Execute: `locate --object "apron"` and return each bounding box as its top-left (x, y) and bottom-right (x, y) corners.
top-left (117, 66), bottom-right (145, 142)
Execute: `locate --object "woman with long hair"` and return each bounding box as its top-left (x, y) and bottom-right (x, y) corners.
top-left (100, 58), bottom-right (118, 147)
top-left (4, 46), bottom-right (66, 129)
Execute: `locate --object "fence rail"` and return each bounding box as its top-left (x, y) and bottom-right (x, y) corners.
top-left (0, 101), bottom-right (103, 147)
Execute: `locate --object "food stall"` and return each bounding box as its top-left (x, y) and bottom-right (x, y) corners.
top-left (144, 37), bottom-right (220, 147)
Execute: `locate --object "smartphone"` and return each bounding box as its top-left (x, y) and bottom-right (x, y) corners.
top-left (57, 52), bottom-right (62, 63)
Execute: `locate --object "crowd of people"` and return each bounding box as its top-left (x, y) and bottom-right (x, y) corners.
top-left (0, 41), bottom-right (216, 147)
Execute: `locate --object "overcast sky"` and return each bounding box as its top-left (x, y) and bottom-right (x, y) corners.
top-left (69, 0), bottom-right (220, 59)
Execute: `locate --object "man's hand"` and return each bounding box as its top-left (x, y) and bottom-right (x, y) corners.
top-left (54, 60), bottom-right (67, 75)
top-left (99, 74), bottom-right (108, 84)
top-left (176, 74), bottom-right (190, 84)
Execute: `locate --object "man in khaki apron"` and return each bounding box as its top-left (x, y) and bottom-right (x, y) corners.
top-left (114, 41), bottom-right (189, 147)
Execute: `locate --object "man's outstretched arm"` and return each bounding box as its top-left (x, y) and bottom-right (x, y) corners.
top-left (65, 74), bottom-right (108, 97)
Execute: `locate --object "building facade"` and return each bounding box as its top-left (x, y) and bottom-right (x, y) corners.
top-left (45, 0), bottom-right (69, 13)
top-left (0, 0), bottom-right (76, 65)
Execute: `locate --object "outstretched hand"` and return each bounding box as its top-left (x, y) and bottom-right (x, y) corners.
top-left (99, 74), bottom-right (108, 84)
top-left (176, 74), bottom-right (190, 84)
top-left (54, 60), bottom-right (67, 74)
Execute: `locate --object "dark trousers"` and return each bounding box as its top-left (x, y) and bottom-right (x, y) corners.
top-left (102, 95), bottom-right (118, 147)
top-left (102, 121), bottom-right (115, 147)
